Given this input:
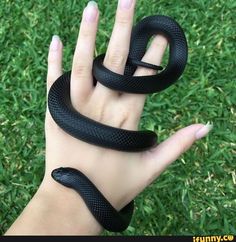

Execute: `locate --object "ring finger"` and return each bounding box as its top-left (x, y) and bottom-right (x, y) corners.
top-left (121, 34), bottom-right (168, 120)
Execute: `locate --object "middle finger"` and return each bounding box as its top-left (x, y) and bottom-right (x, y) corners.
top-left (93, 0), bottom-right (136, 99)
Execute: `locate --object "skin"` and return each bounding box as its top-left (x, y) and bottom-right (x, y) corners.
top-left (5, 0), bottom-right (212, 235)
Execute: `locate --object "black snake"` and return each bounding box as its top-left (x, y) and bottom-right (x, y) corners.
top-left (48, 15), bottom-right (188, 232)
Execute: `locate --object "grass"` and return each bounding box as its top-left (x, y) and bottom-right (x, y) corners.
top-left (0, 0), bottom-right (235, 236)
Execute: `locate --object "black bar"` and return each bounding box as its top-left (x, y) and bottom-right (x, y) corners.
top-left (1, 235), bottom-right (235, 242)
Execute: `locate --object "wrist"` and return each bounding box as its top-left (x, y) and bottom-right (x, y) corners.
top-left (38, 175), bottom-right (103, 235)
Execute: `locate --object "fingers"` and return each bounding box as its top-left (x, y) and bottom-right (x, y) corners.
top-left (94, 0), bottom-right (136, 98)
top-left (47, 35), bottom-right (63, 95)
top-left (121, 35), bottom-right (168, 117)
top-left (143, 123), bottom-right (213, 181)
top-left (71, 1), bottom-right (99, 108)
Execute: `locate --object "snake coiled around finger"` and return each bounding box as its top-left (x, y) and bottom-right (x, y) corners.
top-left (48, 15), bottom-right (188, 232)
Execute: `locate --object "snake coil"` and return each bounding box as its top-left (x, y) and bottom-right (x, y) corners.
top-left (49, 15), bottom-right (188, 232)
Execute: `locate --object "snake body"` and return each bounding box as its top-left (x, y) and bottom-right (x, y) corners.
top-left (48, 15), bottom-right (188, 232)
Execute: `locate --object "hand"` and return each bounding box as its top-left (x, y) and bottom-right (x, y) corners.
top-left (8, 0), bottom-right (212, 235)
top-left (44, 0), bottom-right (213, 232)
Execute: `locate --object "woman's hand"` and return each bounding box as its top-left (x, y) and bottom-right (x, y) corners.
top-left (6, 0), bottom-right (212, 235)
top-left (44, 0), bottom-right (212, 232)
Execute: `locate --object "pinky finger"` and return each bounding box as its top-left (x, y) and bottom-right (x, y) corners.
top-left (47, 35), bottom-right (63, 95)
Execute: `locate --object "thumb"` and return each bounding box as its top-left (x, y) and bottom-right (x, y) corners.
top-left (143, 123), bottom-right (213, 179)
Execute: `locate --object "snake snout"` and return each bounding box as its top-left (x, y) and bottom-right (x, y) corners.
top-left (51, 167), bottom-right (77, 188)
top-left (51, 168), bottom-right (64, 180)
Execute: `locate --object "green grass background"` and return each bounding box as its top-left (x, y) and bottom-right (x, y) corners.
top-left (0, 0), bottom-right (235, 236)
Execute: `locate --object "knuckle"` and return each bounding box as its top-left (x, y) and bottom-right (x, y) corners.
top-left (106, 52), bottom-right (127, 69)
top-left (73, 64), bottom-right (91, 78)
top-left (80, 28), bottom-right (92, 39)
top-left (115, 105), bottom-right (130, 128)
top-left (152, 37), bottom-right (168, 49)
top-left (116, 12), bottom-right (132, 26)
top-left (117, 106), bottom-right (129, 120)
top-left (116, 17), bottom-right (130, 26)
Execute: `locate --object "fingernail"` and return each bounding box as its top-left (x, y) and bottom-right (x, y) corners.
top-left (50, 35), bottom-right (60, 51)
top-left (84, 1), bottom-right (98, 22)
top-left (195, 122), bottom-right (213, 140)
top-left (119, 0), bottom-right (133, 9)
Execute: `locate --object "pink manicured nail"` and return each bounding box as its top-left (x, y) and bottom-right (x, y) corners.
top-left (119, 0), bottom-right (133, 9)
top-left (84, 1), bottom-right (98, 22)
top-left (195, 122), bottom-right (213, 140)
top-left (50, 35), bottom-right (60, 51)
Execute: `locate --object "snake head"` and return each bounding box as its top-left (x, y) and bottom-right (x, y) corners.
top-left (51, 167), bottom-right (77, 188)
